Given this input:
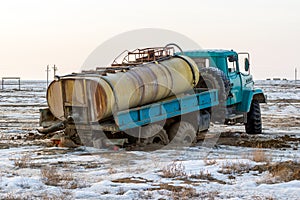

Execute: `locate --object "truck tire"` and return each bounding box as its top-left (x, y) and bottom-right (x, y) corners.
top-left (168, 121), bottom-right (196, 146)
top-left (245, 100), bottom-right (262, 134)
top-left (142, 124), bottom-right (169, 145)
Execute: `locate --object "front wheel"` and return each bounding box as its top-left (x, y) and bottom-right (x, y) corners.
top-left (245, 100), bottom-right (262, 134)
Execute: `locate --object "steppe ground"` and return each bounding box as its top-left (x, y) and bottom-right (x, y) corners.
top-left (0, 80), bottom-right (299, 199)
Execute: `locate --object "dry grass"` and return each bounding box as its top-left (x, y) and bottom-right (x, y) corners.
top-left (190, 170), bottom-right (212, 179)
top-left (254, 160), bottom-right (300, 184)
top-left (101, 190), bottom-right (111, 195)
top-left (13, 154), bottom-right (34, 168)
top-left (142, 183), bottom-right (219, 200)
top-left (41, 190), bottom-right (73, 200)
top-left (112, 177), bottom-right (151, 184)
top-left (151, 183), bottom-right (198, 198)
top-left (161, 161), bottom-right (226, 184)
top-left (41, 166), bottom-right (79, 189)
top-left (204, 158), bottom-right (217, 166)
top-left (108, 167), bottom-right (117, 174)
top-left (252, 195), bottom-right (275, 200)
top-left (161, 184), bottom-right (219, 200)
top-left (269, 160), bottom-right (300, 182)
top-left (198, 191), bottom-right (220, 200)
top-left (171, 186), bottom-right (199, 200)
top-left (190, 170), bottom-right (226, 184)
top-left (125, 166), bottom-right (144, 174)
top-left (162, 161), bottom-right (186, 178)
top-left (138, 190), bottom-right (153, 199)
top-left (218, 161), bottom-right (251, 175)
top-left (252, 144), bottom-right (272, 163)
top-left (117, 187), bottom-right (126, 195)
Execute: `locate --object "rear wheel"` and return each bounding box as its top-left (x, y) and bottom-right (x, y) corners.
top-left (142, 124), bottom-right (169, 145)
top-left (245, 100), bottom-right (262, 134)
top-left (168, 121), bottom-right (196, 146)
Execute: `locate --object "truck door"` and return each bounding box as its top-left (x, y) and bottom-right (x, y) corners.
top-left (227, 55), bottom-right (242, 105)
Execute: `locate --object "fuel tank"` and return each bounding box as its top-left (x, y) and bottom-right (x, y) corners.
top-left (46, 55), bottom-right (199, 122)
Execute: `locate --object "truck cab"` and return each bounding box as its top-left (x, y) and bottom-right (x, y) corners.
top-left (182, 50), bottom-right (266, 133)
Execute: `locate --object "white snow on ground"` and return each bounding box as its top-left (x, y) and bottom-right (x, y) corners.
top-left (256, 80), bottom-right (300, 101)
top-left (0, 146), bottom-right (299, 199)
top-left (0, 80), bottom-right (299, 199)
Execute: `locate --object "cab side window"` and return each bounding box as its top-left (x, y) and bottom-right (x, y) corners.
top-left (227, 55), bottom-right (237, 73)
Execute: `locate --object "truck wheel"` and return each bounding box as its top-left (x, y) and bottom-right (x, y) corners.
top-left (245, 100), bottom-right (262, 134)
top-left (142, 124), bottom-right (169, 145)
top-left (197, 67), bottom-right (230, 102)
top-left (168, 121), bottom-right (196, 146)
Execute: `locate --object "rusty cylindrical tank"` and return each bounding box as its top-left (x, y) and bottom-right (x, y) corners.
top-left (46, 55), bottom-right (200, 122)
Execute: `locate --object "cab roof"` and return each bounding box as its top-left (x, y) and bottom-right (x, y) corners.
top-left (179, 49), bottom-right (237, 58)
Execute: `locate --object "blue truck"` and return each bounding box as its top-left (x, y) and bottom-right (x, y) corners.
top-left (39, 45), bottom-right (266, 148)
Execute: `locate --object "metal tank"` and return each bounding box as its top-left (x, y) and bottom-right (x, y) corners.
top-left (46, 54), bottom-right (200, 123)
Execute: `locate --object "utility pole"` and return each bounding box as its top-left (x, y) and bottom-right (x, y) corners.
top-left (53, 65), bottom-right (58, 79)
top-left (46, 65), bottom-right (50, 86)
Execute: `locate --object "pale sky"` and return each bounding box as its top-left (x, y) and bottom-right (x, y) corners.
top-left (0, 0), bottom-right (299, 80)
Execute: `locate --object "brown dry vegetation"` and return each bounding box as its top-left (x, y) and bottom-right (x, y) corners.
top-left (269, 160), bottom-right (300, 182)
top-left (253, 160), bottom-right (300, 183)
top-left (13, 154), bottom-right (34, 168)
top-left (148, 183), bottom-right (219, 200)
top-left (218, 161), bottom-right (251, 175)
top-left (108, 167), bottom-right (117, 174)
top-left (171, 186), bottom-right (199, 200)
top-left (251, 144), bottom-right (272, 163)
top-left (112, 177), bottom-right (152, 184)
top-left (190, 170), bottom-right (226, 184)
top-left (162, 161), bottom-right (186, 178)
top-left (204, 158), bottom-right (217, 166)
top-left (41, 166), bottom-right (79, 189)
top-left (41, 190), bottom-right (73, 200)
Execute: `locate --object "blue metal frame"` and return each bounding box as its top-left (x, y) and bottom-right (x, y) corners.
top-left (115, 90), bottom-right (219, 131)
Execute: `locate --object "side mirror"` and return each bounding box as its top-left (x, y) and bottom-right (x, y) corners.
top-left (244, 58), bottom-right (250, 71)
